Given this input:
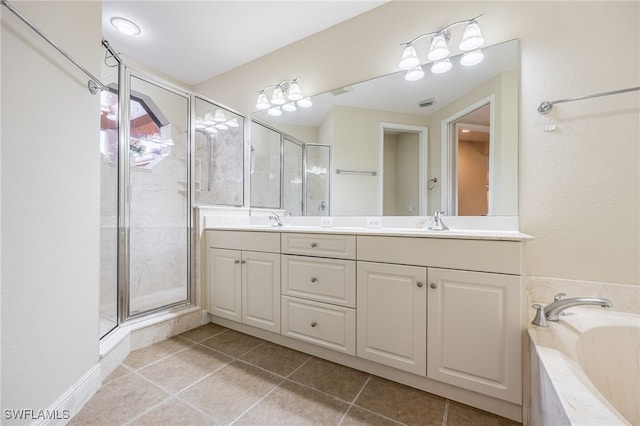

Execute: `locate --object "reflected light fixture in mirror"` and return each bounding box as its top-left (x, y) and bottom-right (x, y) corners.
top-left (398, 15), bottom-right (485, 81)
top-left (256, 78), bottom-right (312, 116)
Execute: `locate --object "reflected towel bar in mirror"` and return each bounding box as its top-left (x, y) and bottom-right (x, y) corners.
top-left (336, 169), bottom-right (377, 176)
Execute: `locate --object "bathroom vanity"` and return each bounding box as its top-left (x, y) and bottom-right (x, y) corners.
top-left (204, 226), bottom-right (528, 421)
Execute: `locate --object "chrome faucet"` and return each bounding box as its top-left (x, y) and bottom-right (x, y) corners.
top-left (531, 294), bottom-right (613, 326)
top-left (428, 210), bottom-right (449, 231)
top-left (268, 212), bottom-right (283, 227)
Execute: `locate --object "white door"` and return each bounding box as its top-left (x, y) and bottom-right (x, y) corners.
top-left (242, 251), bottom-right (281, 333)
top-left (427, 268), bottom-right (522, 404)
top-left (208, 248), bottom-right (242, 321)
top-left (357, 261), bottom-right (427, 375)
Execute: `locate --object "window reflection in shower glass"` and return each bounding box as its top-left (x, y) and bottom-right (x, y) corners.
top-left (194, 97), bottom-right (244, 206)
top-left (305, 145), bottom-right (330, 216)
top-left (283, 138), bottom-right (303, 216)
top-left (250, 122), bottom-right (282, 209)
top-left (128, 75), bottom-right (190, 316)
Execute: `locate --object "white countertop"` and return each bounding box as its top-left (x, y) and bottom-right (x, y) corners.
top-left (204, 224), bottom-right (532, 241)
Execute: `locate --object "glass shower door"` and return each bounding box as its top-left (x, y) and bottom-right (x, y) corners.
top-left (305, 145), bottom-right (330, 215)
top-left (126, 73), bottom-right (191, 316)
top-left (283, 138), bottom-right (303, 216)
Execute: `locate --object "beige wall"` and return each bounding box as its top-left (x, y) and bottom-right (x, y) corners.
top-left (195, 2), bottom-right (639, 285)
top-left (1, 0), bottom-right (101, 412)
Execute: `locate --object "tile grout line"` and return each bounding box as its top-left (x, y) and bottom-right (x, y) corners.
top-left (228, 377), bottom-right (288, 426)
top-left (336, 375), bottom-right (371, 426)
top-left (442, 399), bottom-right (449, 426)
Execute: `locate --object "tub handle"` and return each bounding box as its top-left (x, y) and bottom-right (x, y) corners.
top-left (531, 304), bottom-right (548, 327)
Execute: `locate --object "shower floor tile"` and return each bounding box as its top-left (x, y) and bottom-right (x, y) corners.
top-left (72, 324), bottom-right (522, 425)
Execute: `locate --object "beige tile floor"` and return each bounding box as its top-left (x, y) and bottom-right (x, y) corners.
top-left (71, 324), bottom-right (521, 426)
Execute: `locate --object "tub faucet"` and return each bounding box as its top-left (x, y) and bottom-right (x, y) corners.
top-left (268, 212), bottom-right (283, 227)
top-left (531, 295), bottom-right (613, 326)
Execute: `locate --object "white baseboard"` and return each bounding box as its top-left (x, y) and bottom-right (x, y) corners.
top-left (35, 364), bottom-right (101, 426)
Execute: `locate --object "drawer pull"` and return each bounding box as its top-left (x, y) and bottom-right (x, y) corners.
top-left (430, 282), bottom-right (437, 289)
top-left (311, 321), bottom-right (318, 327)
top-left (311, 242), bottom-right (318, 248)
top-left (417, 281), bottom-right (424, 288)
top-left (310, 277), bottom-right (318, 283)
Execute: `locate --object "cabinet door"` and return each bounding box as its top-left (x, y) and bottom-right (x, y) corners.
top-left (208, 248), bottom-right (242, 321)
top-left (357, 261), bottom-right (427, 375)
top-left (242, 251), bottom-right (281, 333)
top-left (427, 268), bottom-right (522, 404)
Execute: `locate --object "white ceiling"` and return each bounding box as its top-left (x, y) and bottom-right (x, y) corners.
top-left (102, 1), bottom-right (388, 85)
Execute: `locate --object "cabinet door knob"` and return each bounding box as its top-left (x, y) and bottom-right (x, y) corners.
top-left (241, 260), bottom-right (246, 264)
top-left (234, 260), bottom-right (240, 264)
top-left (311, 242), bottom-right (318, 248)
top-left (417, 281), bottom-right (424, 288)
top-left (430, 282), bottom-right (437, 289)
top-left (310, 277), bottom-right (317, 283)
top-left (311, 321), bottom-right (317, 327)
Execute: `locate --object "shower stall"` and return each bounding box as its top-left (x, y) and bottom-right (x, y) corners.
top-left (99, 44), bottom-right (245, 339)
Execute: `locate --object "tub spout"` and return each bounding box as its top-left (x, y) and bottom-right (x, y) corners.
top-left (544, 297), bottom-right (613, 321)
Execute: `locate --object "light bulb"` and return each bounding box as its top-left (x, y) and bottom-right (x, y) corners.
top-left (460, 49), bottom-right (484, 66)
top-left (215, 123), bottom-right (228, 130)
top-left (213, 109), bottom-right (226, 122)
top-left (404, 65), bottom-right (425, 81)
top-left (427, 33), bottom-right (449, 61)
top-left (267, 106), bottom-right (282, 116)
top-left (256, 92), bottom-right (270, 110)
top-left (203, 112), bottom-right (215, 126)
top-left (430, 58), bottom-right (452, 74)
top-left (287, 80), bottom-right (303, 101)
top-left (282, 102), bottom-right (297, 112)
top-left (270, 86), bottom-right (286, 105)
top-left (195, 117), bottom-right (205, 130)
top-left (226, 118), bottom-right (239, 128)
top-left (296, 97), bottom-right (312, 108)
top-left (398, 45), bottom-right (420, 70)
top-left (459, 21), bottom-right (484, 51)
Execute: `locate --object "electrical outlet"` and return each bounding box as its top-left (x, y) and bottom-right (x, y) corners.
top-left (366, 217), bottom-right (382, 228)
top-left (320, 217), bottom-right (334, 228)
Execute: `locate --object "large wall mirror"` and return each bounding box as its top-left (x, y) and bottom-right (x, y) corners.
top-left (251, 39), bottom-right (519, 216)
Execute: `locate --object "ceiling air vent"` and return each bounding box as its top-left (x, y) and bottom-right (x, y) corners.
top-left (418, 98), bottom-right (436, 108)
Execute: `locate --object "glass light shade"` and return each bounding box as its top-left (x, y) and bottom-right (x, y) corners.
top-left (427, 33), bottom-right (449, 61)
top-left (460, 49), bottom-right (484, 66)
top-left (267, 106), bottom-right (282, 116)
top-left (111, 17), bottom-right (141, 36)
top-left (256, 92), bottom-right (270, 110)
top-left (226, 118), bottom-right (239, 128)
top-left (205, 127), bottom-right (217, 134)
top-left (213, 109), bottom-right (226, 122)
top-left (398, 45), bottom-right (420, 70)
top-left (287, 81), bottom-right (303, 101)
top-left (282, 102), bottom-right (297, 112)
top-left (270, 86), bottom-right (286, 105)
top-left (459, 21), bottom-right (484, 51)
top-left (195, 117), bottom-right (205, 129)
top-left (203, 112), bottom-right (215, 126)
top-left (215, 123), bottom-right (228, 130)
top-left (430, 58), bottom-right (452, 74)
top-left (404, 65), bottom-right (425, 81)
top-left (296, 97), bottom-right (312, 108)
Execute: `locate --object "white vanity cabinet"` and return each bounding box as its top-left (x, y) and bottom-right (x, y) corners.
top-left (427, 267), bottom-right (522, 404)
top-left (207, 231), bottom-right (281, 333)
top-left (356, 261), bottom-right (427, 375)
top-left (281, 233), bottom-right (357, 355)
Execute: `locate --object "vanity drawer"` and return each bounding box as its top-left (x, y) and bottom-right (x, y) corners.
top-left (357, 236), bottom-right (522, 275)
top-left (281, 296), bottom-right (355, 355)
top-left (207, 230), bottom-right (280, 253)
top-left (281, 233), bottom-right (356, 259)
top-left (282, 255), bottom-right (356, 308)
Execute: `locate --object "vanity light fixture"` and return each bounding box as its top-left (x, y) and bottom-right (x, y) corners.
top-left (111, 17), bottom-right (141, 36)
top-left (195, 109), bottom-right (239, 134)
top-left (398, 15), bottom-right (485, 81)
top-left (256, 78), bottom-right (312, 113)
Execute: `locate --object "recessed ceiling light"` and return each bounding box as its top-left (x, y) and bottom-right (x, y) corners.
top-left (111, 17), bottom-right (141, 36)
